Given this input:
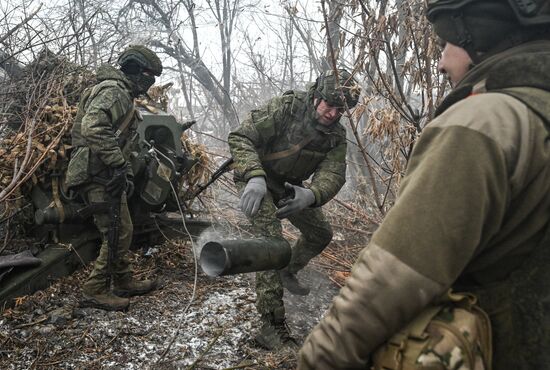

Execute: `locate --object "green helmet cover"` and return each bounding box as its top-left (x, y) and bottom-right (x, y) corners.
top-left (314, 69), bottom-right (361, 108)
top-left (117, 45), bottom-right (163, 76)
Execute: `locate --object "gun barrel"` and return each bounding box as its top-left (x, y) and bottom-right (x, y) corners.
top-left (190, 157), bottom-right (234, 199)
top-left (199, 237), bottom-right (291, 277)
top-left (181, 120), bottom-right (197, 131)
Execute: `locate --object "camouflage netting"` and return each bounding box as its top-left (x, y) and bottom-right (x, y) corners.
top-left (0, 50), bottom-right (92, 230)
top-left (0, 50), bottom-right (210, 253)
top-left (180, 133), bottom-right (211, 197)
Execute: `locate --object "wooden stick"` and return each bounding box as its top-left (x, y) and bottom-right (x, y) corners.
top-left (186, 327), bottom-right (224, 370)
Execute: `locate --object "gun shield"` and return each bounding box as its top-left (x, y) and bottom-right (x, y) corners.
top-left (199, 237), bottom-right (291, 277)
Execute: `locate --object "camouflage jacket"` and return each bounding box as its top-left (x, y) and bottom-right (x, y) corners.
top-left (66, 65), bottom-right (140, 188)
top-left (228, 89), bottom-right (347, 207)
top-left (299, 41), bottom-right (550, 369)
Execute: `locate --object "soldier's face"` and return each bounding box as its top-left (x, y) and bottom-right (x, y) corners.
top-left (438, 41), bottom-right (473, 86)
top-left (315, 99), bottom-right (343, 126)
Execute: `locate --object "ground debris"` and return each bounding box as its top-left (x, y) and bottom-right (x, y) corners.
top-left (0, 236), bottom-right (342, 369)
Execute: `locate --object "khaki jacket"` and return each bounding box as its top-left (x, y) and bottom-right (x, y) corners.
top-left (298, 41), bottom-right (550, 369)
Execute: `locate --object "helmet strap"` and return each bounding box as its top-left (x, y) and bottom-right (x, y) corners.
top-left (312, 92), bottom-right (323, 110)
top-left (450, 12), bottom-right (482, 64)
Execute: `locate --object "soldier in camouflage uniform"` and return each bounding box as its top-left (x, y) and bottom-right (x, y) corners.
top-left (298, 0), bottom-right (550, 369)
top-left (65, 45), bottom-right (163, 311)
top-left (228, 69), bottom-right (361, 349)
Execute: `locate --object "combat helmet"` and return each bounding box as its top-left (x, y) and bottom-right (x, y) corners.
top-left (314, 69), bottom-right (361, 109)
top-left (426, 0), bottom-right (550, 62)
top-left (117, 44), bottom-right (163, 76)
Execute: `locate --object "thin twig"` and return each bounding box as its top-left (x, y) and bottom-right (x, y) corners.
top-left (14, 316), bottom-right (48, 329)
top-left (186, 327), bottom-right (224, 370)
top-left (0, 4), bottom-right (43, 45)
top-left (221, 362), bottom-right (256, 370)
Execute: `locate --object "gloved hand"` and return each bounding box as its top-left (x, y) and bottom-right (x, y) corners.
top-left (275, 182), bottom-right (315, 219)
top-left (106, 163), bottom-right (128, 198)
top-left (239, 176), bottom-right (267, 217)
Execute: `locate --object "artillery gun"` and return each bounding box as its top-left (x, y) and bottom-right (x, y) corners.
top-left (0, 108), bottom-right (211, 307)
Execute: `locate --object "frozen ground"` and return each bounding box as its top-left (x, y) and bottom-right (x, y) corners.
top-left (0, 238), bottom-right (340, 369)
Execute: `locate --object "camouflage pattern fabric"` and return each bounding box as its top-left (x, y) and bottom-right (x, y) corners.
top-left (416, 307), bottom-right (489, 370)
top-left (230, 89), bottom-right (345, 323)
top-left (66, 64), bottom-right (139, 188)
top-left (286, 209), bottom-right (333, 274)
top-left (228, 89), bottom-right (347, 207)
top-left (81, 184), bottom-right (133, 292)
top-left (372, 298), bottom-right (491, 370)
top-left (236, 181), bottom-right (333, 318)
top-left (314, 69), bottom-right (361, 108)
top-left (66, 64), bottom-right (139, 293)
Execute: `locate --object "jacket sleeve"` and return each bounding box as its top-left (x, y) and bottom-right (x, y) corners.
top-left (298, 94), bottom-right (518, 369)
top-left (80, 86), bottom-right (129, 168)
top-left (228, 96), bottom-right (287, 181)
top-left (298, 243), bottom-right (445, 370)
top-left (309, 133), bottom-right (347, 206)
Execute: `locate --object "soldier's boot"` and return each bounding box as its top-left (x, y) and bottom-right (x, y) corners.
top-left (279, 268), bottom-right (310, 296)
top-left (113, 275), bottom-right (157, 297)
top-left (254, 308), bottom-right (298, 350)
top-left (81, 278), bottom-right (129, 311)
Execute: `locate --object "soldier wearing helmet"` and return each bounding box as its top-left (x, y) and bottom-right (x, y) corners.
top-left (228, 69), bottom-right (361, 349)
top-left (299, 1), bottom-right (550, 369)
top-left (66, 45), bottom-right (163, 311)
top-left (117, 44), bottom-right (163, 95)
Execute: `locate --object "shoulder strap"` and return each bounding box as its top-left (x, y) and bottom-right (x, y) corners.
top-left (262, 131), bottom-right (320, 161)
top-left (114, 105), bottom-right (136, 138)
top-left (86, 80), bottom-right (135, 138)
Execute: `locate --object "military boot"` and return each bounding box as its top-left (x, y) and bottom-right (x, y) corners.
top-left (81, 283), bottom-right (129, 311)
top-left (279, 268), bottom-right (310, 296)
top-left (113, 276), bottom-right (157, 297)
top-left (254, 308), bottom-right (298, 350)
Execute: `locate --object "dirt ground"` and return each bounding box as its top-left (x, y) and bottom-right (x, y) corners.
top-left (0, 234), bottom-right (347, 369)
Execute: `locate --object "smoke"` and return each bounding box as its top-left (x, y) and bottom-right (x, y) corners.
top-left (195, 227), bottom-right (240, 277)
top-left (194, 226), bottom-right (235, 255)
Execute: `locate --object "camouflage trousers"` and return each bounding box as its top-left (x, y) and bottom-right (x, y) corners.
top-left (81, 184), bottom-right (133, 293)
top-left (237, 181), bottom-right (333, 321)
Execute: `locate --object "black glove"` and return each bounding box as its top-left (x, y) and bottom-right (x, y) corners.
top-left (106, 163), bottom-right (128, 198)
top-left (275, 182), bottom-right (315, 219)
